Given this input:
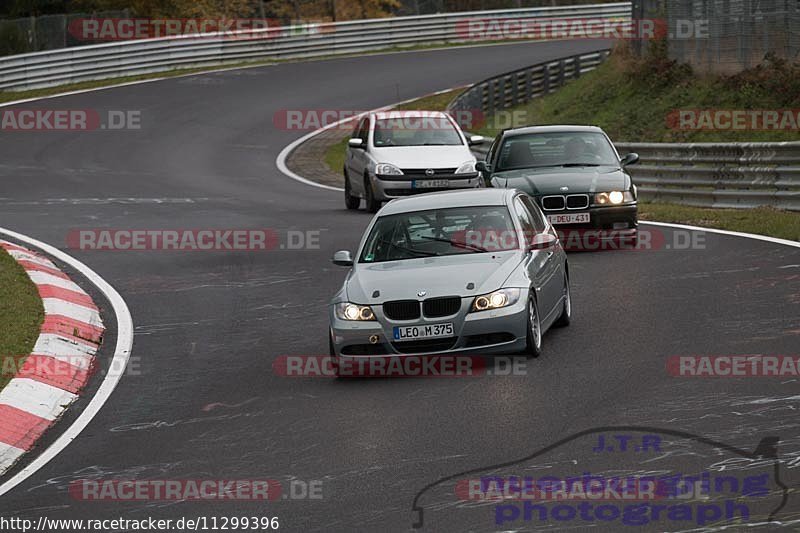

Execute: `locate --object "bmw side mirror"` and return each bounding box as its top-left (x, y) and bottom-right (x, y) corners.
top-left (620, 152), bottom-right (639, 166)
top-left (348, 138), bottom-right (364, 149)
top-left (468, 135), bottom-right (485, 146)
top-left (332, 250), bottom-right (354, 267)
top-left (528, 233), bottom-right (557, 251)
top-left (475, 161), bottom-right (491, 173)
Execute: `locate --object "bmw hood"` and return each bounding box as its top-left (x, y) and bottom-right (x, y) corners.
top-left (370, 145), bottom-right (475, 169)
top-left (492, 166), bottom-right (631, 195)
top-left (346, 251), bottom-right (522, 304)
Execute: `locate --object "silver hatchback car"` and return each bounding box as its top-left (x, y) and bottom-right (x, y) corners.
top-left (329, 188), bottom-right (570, 372)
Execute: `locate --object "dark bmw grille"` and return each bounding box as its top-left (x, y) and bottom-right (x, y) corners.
top-left (383, 300), bottom-right (421, 320)
top-left (400, 168), bottom-right (457, 177)
top-left (392, 338), bottom-right (457, 354)
top-left (423, 296), bottom-right (461, 318)
top-left (541, 195), bottom-right (566, 210)
top-left (566, 194), bottom-right (589, 209)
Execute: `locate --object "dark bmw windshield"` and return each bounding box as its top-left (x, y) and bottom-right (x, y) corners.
top-left (497, 131), bottom-right (619, 171)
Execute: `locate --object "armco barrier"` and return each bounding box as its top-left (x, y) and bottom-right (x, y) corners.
top-left (0, 3), bottom-right (631, 91)
top-left (452, 62), bottom-right (800, 211)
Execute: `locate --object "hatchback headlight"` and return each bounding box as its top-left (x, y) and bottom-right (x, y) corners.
top-left (335, 302), bottom-right (376, 321)
top-left (455, 161), bottom-right (476, 174)
top-left (375, 163), bottom-right (403, 176)
top-left (594, 191), bottom-right (635, 205)
top-left (470, 288), bottom-right (521, 312)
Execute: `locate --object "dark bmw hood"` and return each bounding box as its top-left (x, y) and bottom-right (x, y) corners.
top-left (491, 166), bottom-right (631, 195)
top-left (346, 251), bottom-right (522, 304)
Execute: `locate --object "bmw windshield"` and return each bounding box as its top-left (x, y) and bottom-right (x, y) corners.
top-left (497, 131), bottom-right (619, 171)
top-left (359, 206), bottom-right (517, 263)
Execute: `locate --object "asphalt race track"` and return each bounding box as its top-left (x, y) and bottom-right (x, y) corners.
top-left (1, 40), bottom-right (799, 531)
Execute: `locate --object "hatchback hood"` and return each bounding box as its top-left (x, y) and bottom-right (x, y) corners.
top-left (346, 251), bottom-right (521, 304)
top-left (370, 145), bottom-right (474, 169)
top-left (492, 166), bottom-right (630, 195)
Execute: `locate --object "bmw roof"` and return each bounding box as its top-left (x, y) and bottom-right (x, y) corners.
top-left (378, 188), bottom-right (515, 216)
top-left (502, 125), bottom-right (605, 136)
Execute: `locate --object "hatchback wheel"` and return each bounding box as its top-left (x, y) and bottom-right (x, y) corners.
top-left (364, 175), bottom-right (381, 213)
top-left (344, 170), bottom-right (360, 210)
top-left (525, 297), bottom-right (542, 358)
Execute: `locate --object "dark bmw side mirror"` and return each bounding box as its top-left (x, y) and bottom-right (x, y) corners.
top-left (620, 152), bottom-right (639, 166)
top-left (528, 233), bottom-right (558, 251)
top-left (332, 250), bottom-right (354, 267)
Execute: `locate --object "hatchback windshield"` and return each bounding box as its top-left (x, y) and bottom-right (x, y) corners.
top-left (373, 116), bottom-right (463, 147)
top-left (497, 131), bottom-right (619, 170)
top-left (359, 206), bottom-right (517, 263)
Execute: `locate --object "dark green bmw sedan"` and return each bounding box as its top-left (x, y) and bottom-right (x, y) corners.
top-left (477, 125), bottom-right (640, 247)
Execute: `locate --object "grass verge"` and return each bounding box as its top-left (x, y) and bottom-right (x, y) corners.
top-left (639, 203), bottom-right (799, 242)
top-left (0, 247), bottom-right (44, 390)
top-left (476, 42), bottom-right (800, 142)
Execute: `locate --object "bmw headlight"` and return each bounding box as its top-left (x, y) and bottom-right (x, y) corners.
top-left (375, 163), bottom-right (403, 176)
top-left (335, 302), bottom-right (376, 321)
top-left (455, 161), bottom-right (477, 174)
top-left (470, 288), bottom-right (521, 312)
top-left (594, 191), bottom-right (635, 205)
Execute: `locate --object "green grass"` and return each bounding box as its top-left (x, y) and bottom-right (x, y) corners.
top-left (639, 203), bottom-right (799, 241)
top-left (475, 43), bottom-right (800, 142)
top-left (0, 247), bottom-right (44, 390)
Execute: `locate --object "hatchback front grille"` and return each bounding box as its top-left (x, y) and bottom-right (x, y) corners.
top-left (566, 194), bottom-right (589, 209)
top-left (423, 296), bottom-right (461, 318)
top-left (541, 195), bottom-right (566, 211)
top-left (383, 300), bottom-right (421, 320)
top-left (400, 168), bottom-right (457, 177)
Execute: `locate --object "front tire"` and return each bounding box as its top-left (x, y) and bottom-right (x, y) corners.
top-left (524, 297), bottom-right (543, 358)
top-left (554, 274), bottom-right (571, 328)
top-left (364, 175), bottom-right (381, 213)
top-left (344, 170), bottom-right (360, 210)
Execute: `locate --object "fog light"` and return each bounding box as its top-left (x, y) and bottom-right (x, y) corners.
top-left (369, 335), bottom-right (380, 344)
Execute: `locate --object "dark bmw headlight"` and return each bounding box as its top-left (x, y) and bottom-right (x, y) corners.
top-left (335, 303), bottom-right (376, 321)
top-left (594, 191), bottom-right (635, 205)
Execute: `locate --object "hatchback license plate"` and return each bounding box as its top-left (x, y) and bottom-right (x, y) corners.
top-left (547, 212), bottom-right (590, 224)
top-left (413, 179), bottom-right (449, 189)
top-left (393, 323), bottom-right (454, 341)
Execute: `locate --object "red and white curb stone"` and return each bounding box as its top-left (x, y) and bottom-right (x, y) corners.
top-left (0, 240), bottom-right (105, 475)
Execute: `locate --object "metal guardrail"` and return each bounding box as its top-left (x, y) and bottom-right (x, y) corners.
top-left (616, 142), bottom-right (800, 211)
top-left (0, 3), bottom-right (631, 91)
top-left (448, 49), bottom-right (610, 119)
top-left (452, 53), bottom-right (800, 211)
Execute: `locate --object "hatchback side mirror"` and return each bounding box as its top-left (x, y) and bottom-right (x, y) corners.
top-left (348, 138), bottom-right (365, 149)
top-left (528, 233), bottom-right (557, 251)
top-left (620, 152), bottom-right (639, 166)
top-left (332, 250), bottom-right (354, 267)
top-left (468, 135), bottom-right (485, 145)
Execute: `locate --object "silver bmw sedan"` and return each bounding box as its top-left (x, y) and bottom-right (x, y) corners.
top-left (329, 188), bottom-right (570, 372)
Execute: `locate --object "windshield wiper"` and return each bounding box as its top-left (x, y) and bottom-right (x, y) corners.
top-left (377, 239), bottom-right (438, 257)
top-left (419, 235), bottom-right (490, 253)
